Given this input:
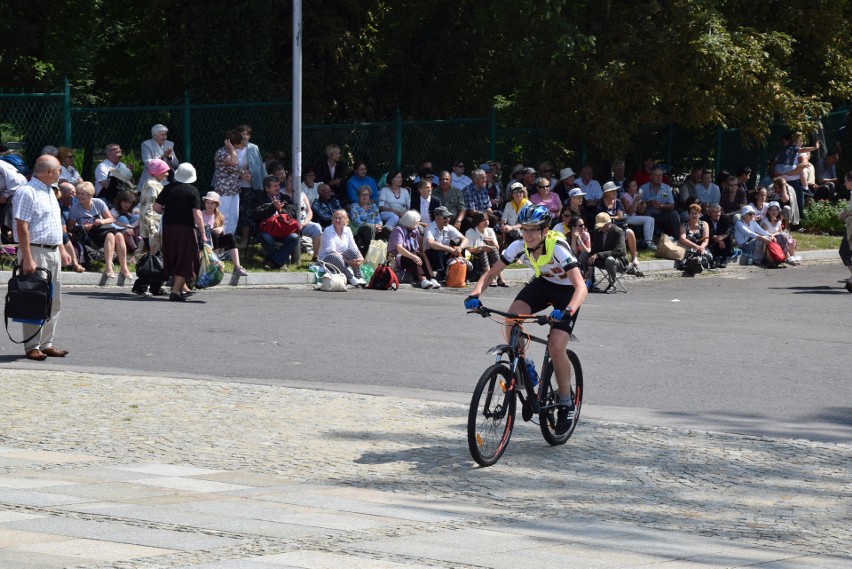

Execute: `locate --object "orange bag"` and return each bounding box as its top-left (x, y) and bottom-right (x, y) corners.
top-left (446, 257), bottom-right (467, 287)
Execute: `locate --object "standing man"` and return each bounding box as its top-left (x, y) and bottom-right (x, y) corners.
top-left (12, 155), bottom-right (71, 361)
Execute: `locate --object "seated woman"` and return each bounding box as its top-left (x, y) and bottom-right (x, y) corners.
top-left (318, 209), bottom-right (367, 287)
top-left (110, 189), bottom-right (142, 254)
top-left (66, 181), bottom-right (132, 279)
top-left (719, 176), bottom-right (748, 218)
top-left (346, 161), bottom-right (379, 204)
top-left (678, 203), bottom-right (714, 274)
top-left (596, 182), bottom-right (640, 269)
top-left (499, 181), bottom-right (530, 245)
top-left (378, 170), bottom-right (410, 229)
top-left (465, 211), bottom-right (507, 287)
top-left (529, 176), bottom-right (562, 220)
top-left (564, 214), bottom-right (591, 274)
top-left (201, 191), bottom-right (247, 275)
top-left (761, 201), bottom-right (800, 265)
top-left (767, 177), bottom-right (798, 226)
top-left (734, 204), bottom-right (773, 264)
top-left (349, 184), bottom-right (389, 256)
top-left (748, 186), bottom-right (769, 223)
top-left (619, 179), bottom-right (657, 251)
top-left (389, 210), bottom-right (439, 289)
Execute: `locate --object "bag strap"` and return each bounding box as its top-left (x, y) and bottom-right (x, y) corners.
top-left (316, 259), bottom-right (343, 275)
top-left (5, 314), bottom-right (45, 345)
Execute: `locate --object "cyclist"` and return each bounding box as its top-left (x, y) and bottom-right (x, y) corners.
top-left (464, 204), bottom-right (588, 435)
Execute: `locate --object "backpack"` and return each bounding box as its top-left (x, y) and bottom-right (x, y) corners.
top-left (367, 260), bottom-right (399, 290)
top-left (445, 257), bottom-right (467, 287)
top-left (766, 240), bottom-right (786, 264)
top-left (0, 154), bottom-right (31, 177)
top-left (258, 212), bottom-right (300, 238)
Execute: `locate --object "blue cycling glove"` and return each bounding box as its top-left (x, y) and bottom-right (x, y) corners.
top-left (464, 295), bottom-right (482, 310)
top-left (549, 309), bottom-right (564, 322)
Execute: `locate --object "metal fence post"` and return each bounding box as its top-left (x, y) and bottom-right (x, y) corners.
top-left (64, 78), bottom-right (72, 147)
top-left (715, 124), bottom-right (723, 175)
top-left (666, 123), bottom-right (673, 167)
top-left (489, 100), bottom-right (496, 161)
top-left (395, 107), bottom-right (402, 170)
top-left (184, 90), bottom-right (191, 162)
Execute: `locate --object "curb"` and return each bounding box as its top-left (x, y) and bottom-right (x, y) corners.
top-left (0, 248), bottom-right (840, 288)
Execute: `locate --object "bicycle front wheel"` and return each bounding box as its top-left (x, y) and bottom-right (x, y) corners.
top-left (538, 349), bottom-right (583, 445)
top-left (468, 363), bottom-right (516, 467)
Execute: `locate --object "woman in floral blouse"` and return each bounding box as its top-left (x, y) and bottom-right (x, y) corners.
top-left (349, 184), bottom-right (389, 255)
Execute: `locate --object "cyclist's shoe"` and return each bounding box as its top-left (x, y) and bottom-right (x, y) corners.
top-left (555, 402), bottom-right (576, 435)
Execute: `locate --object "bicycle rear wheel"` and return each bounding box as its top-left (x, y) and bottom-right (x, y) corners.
top-left (538, 349), bottom-right (583, 445)
top-left (468, 364), bottom-right (516, 467)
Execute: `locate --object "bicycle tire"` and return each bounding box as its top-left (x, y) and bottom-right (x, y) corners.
top-left (468, 364), bottom-right (516, 467)
top-left (538, 349), bottom-right (583, 445)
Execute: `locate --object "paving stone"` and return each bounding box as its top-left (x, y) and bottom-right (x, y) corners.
top-left (0, 368), bottom-right (848, 568)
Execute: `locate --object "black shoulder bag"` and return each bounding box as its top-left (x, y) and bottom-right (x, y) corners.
top-left (4, 264), bottom-right (53, 344)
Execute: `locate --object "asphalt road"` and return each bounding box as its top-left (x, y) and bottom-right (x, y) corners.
top-left (2, 261), bottom-right (850, 443)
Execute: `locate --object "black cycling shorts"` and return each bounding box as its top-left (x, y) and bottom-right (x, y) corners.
top-left (513, 277), bottom-right (579, 334)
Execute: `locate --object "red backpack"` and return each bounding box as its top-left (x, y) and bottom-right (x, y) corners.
top-left (766, 240), bottom-right (786, 264)
top-left (367, 261), bottom-right (399, 290)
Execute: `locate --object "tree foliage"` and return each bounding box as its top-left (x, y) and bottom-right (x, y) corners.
top-left (1, 0), bottom-right (850, 155)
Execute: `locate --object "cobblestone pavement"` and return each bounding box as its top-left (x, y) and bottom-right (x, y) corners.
top-left (0, 369), bottom-right (849, 568)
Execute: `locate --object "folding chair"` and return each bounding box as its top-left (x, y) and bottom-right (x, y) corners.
top-left (593, 261), bottom-right (628, 293)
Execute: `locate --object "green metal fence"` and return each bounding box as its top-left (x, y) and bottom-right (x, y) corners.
top-left (1, 83), bottom-right (848, 191)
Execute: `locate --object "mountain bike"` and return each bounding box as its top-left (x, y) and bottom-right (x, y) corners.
top-left (466, 304), bottom-right (583, 467)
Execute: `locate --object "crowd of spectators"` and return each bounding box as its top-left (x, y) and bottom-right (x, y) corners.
top-left (1, 128), bottom-right (850, 291)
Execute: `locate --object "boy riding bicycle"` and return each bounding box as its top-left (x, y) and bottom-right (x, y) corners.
top-left (464, 204), bottom-right (588, 435)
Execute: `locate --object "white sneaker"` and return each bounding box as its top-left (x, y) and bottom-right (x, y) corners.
top-left (430, 278), bottom-right (441, 289)
top-left (356, 277), bottom-right (367, 287)
top-left (347, 276), bottom-right (360, 287)
top-left (420, 279), bottom-right (432, 289)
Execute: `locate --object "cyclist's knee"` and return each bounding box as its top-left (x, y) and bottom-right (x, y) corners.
top-left (548, 328), bottom-right (570, 351)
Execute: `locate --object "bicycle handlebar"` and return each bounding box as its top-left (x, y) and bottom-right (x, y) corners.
top-left (467, 305), bottom-right (551, 326)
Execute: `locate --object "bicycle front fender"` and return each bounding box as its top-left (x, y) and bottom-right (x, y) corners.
top-left (486, 344), bottom-right (515, 362)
